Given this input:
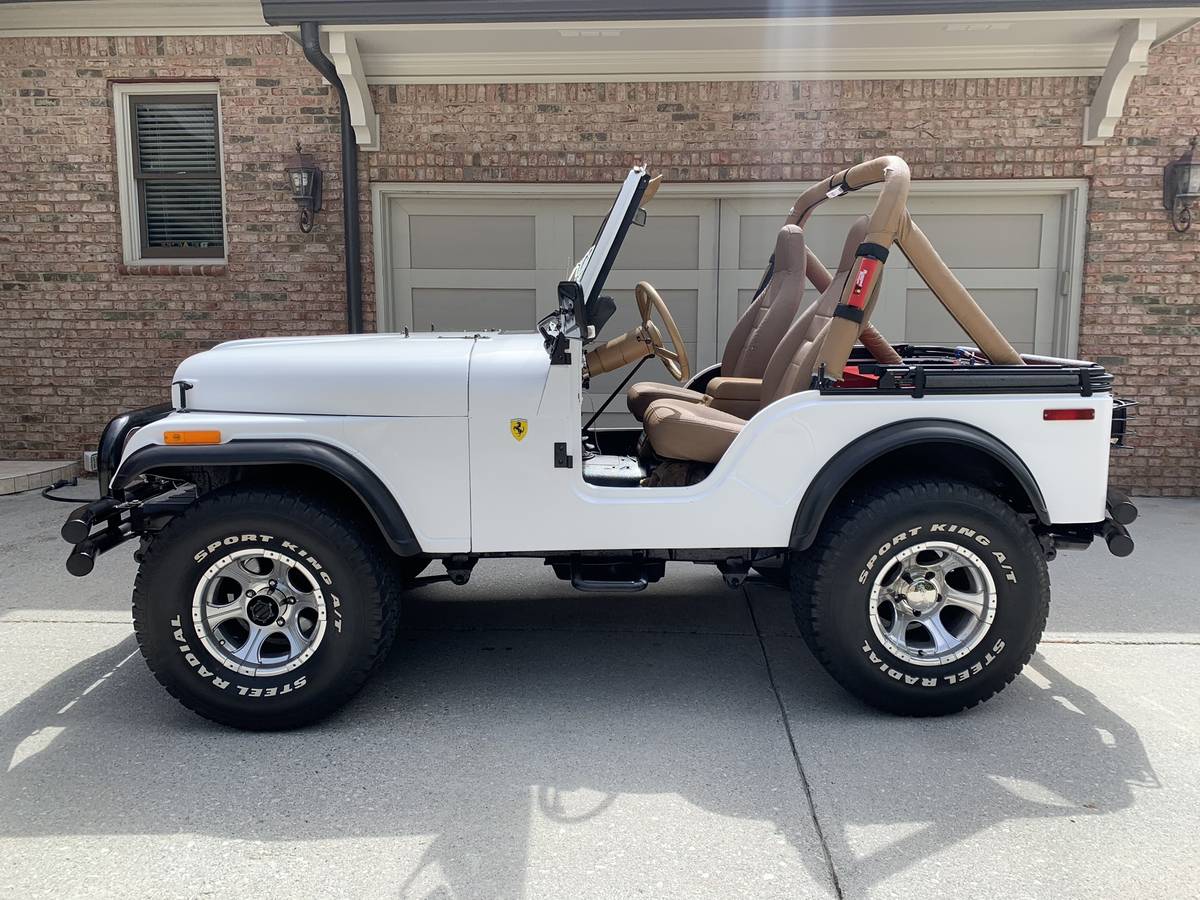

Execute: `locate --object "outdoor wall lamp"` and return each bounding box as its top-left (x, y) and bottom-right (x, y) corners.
top-left (285, 143), bottom-right (323, 233)
top-left (1163, 136), bottom-right (1199, 233)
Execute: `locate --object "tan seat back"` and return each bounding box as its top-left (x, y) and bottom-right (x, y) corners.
top-left (719, 225), bottom-right (809, 379)
top-left (761, 216), bottom-right (874, 405)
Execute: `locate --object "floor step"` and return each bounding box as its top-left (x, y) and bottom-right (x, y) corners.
top-left (0, 459), bottom-right (81, 496)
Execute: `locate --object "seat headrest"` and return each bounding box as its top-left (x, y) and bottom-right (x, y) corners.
top-left (836, 215), bottom-right (871, 272)
top-left (773, 224), bottom-right (807, 274)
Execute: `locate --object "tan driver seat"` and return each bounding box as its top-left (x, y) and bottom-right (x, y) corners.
top-left (643, 216), bottom-right (876, 465)
top-left (626, 223), bottom-right (812, 421)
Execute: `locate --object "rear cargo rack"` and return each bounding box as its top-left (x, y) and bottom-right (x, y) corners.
top-left (820, 346), bottom-right (1113, 398)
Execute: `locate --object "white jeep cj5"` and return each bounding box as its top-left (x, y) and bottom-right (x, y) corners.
top-left (62, 157), bottom-right (1137, 730)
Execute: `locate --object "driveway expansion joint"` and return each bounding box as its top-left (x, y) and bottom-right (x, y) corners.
top-left (744, 586), bottom-right (845, 900)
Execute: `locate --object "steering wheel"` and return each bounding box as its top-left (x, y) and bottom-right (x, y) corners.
top-left (583, 281), bottom-right (691, 384)
top-left (635, 281), bottom-right (691, 383)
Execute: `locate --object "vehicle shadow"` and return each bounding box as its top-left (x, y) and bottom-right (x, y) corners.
top-left (0, 585), bottom-right (1159, 898)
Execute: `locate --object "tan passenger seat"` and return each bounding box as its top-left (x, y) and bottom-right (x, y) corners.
top-left (643, 216), bottom-right (878, 465)
top-left (626, 223), bottom-right (812, 421)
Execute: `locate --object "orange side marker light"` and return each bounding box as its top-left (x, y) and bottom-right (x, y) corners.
top-left (163, 430), bottom-right (222, 445)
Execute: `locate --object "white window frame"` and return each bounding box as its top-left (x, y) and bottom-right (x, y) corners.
top-left (113, 82), bottom-right (228, 266)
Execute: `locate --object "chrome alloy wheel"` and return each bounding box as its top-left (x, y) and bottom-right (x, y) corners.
top-left (191, 549), bottom-right (328, 677)
top-left (868, 541), bottom-right (997, 667)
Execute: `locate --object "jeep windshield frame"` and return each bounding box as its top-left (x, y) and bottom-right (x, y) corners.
top-left (559, 166), bottom-right (650, 339)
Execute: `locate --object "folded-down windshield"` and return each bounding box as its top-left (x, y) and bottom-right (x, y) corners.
top-left (569, 167), bottom-right (648, 306)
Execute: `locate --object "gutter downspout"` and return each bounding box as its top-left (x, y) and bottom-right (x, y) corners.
top-left (299, 21), bottom-right (363, 334)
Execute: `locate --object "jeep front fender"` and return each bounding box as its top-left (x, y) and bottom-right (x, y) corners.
top-left (113, 440), bottom-right (422, 557)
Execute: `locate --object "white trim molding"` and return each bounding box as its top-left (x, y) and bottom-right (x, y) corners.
top-left (1083, 18), bottom-right (1158, 146)
top-left (0, 0), bottom-right (271, 37)
top-left (112, 82), bottom-right (229, 267)
top-left (328, 32), bottom-right (381, 151)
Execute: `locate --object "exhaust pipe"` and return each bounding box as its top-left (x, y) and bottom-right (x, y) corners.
top-left (1101, 519), bottom-right (1134, 558)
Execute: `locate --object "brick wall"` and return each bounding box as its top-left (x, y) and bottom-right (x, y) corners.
top-left (1, 30), bottom-right (1197, 494)
top-left (0, 35), bottom-right (350, 460)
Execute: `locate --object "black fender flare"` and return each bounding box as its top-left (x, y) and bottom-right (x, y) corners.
top-left (113, 439), bottom-right (422, 556)
top-left (789, 418), bottom-right (1049, 551)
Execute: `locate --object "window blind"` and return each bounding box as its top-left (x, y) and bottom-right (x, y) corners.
top-left (130, 96), bottom-right (224, 258)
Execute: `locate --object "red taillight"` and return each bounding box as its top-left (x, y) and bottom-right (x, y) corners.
top-left (1043, 408), bottom-right (1095, 421)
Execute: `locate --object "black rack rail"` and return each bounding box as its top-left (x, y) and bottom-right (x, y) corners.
top-left (821, 346), bottom-right (1114, 398)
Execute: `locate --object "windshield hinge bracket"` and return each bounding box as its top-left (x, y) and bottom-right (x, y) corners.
top-left (548, 332), bottom-right (572, 365)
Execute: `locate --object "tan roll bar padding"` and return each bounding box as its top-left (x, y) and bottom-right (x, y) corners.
top-left (641, 174), bottom-right (663, 204)
top-left (895, 214), bottom-right (1022, 366)
top-left (804, 244), bottom-right (902, 367)
top-left (787, 155), bottom-right (1022, 378)
top-left (805, 247), bottom-right (833, 293)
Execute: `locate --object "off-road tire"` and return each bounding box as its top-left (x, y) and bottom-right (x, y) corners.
top-left (791, 478), bottom-right (1049, 716)
top-left (132, 486), bottom-right (402, 730)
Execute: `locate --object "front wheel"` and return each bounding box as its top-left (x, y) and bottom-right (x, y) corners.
top-left (132, 486), bottom-right (402, 729)
top-left (791, 479), bottom-right (1049, 716)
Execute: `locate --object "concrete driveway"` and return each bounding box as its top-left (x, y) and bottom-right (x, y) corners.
top-left (1, 489), bottom-right (1197, 899)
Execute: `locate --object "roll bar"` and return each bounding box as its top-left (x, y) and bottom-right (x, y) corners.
top-left (786, 156), bottom-right (1023, 378)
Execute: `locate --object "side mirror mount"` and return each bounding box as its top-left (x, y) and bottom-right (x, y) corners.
top-left (557, 280), bottom-right (586, 339)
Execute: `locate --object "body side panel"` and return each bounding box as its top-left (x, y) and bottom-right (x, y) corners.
top-left (467, 336), bottom-right (1111, 552)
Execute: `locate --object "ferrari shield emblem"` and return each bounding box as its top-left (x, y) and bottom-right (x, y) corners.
top-left (510, 418), bottom-right (528, 442)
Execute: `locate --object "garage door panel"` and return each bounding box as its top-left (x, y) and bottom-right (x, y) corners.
top-left (905, 288), bottom-right (1037, 350)
top-left (574, 215), bottom-right (700, 270)
top-left (912, 214), bottom-right (1043, 269)
top-left (384, 185), bottom-right (1076, 393)
top-left (410, 288), bottom-right (536, 332)
top-left (409, 215), bottom-right (536, 270)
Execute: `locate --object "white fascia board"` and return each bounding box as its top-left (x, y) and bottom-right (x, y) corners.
top-left (327, 31), bottom-right (380, 151)
top-left (1083, 18), bottom-right (1157, 146)
top-left (361, 44), bottom-right (1115, 84)
top-left (0, 0), bottom-right (271, 37)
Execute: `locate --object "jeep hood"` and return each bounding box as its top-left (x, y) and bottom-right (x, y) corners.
top-left (173, 332), bottom-right (511, 417)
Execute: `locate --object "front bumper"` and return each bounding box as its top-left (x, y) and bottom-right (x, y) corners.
top-left (62, 403), bottom-right (177, 576)
top-left (96, 402), bottom-right (173, 492)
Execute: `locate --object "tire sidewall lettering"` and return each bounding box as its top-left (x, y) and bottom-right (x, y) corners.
top-left (857, 524), bottom-right (1016, 586)
top-left (172, 531), bottom-right (346, 696)
top-left (849, 518), bottom-right (1025, 691)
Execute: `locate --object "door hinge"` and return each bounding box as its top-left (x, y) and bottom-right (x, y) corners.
top-left (554, 442), bottom-right (573, 468)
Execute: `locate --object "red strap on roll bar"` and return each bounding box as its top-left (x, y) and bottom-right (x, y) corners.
top-left (847, 257), bottom-right (882, 310)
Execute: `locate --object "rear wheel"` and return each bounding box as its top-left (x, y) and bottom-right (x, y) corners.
top-left (132, 486), bottom-right (402, 729)
top-left (791, 479), bottom-right (1049, 716)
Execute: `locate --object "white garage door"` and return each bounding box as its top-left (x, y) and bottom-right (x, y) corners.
top-left (380, 184), bottom-right (1077, 426)
top-left (720, 193), bottom-right (1066, 357)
